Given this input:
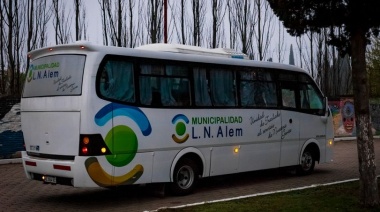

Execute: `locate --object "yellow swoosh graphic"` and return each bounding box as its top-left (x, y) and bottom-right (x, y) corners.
top-left (85, 157), bottom-right (144, 187)
top-left (172, 134), bottom-right (189, 143)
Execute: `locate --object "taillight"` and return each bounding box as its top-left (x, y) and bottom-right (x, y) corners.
top-left (79, 134), bottom-right (111, 156)
top-left (82, 147), bottom-right (88, 154)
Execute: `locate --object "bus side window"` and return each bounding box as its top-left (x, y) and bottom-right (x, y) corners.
top-left (253, 81), bottom-right (267, 107)
top-left (307, 85), bottom-right (323, 109)
top-left (239, 70), bottom-right (255, 107)
top-left (193, 67), bottom-right (212, 106)
top-left (140, 64), bottom-right (190, 107)
top-left (281, 86), bottom-right (296, 108)
top-left (166, 65), bottom-right (190, 106)
top-left (210, 69), bottom-right (236, 106)
top-left (297, 74), bottom-right (324, 114)
top-left (172, 78), bottom-right (190, 106)
top-left (240, 81), bottom-right (255, 106)
top-left (300, 84), bottom-right (324, 115)
top-left (98, 60), bottom-right (135, 103)
top-left (239, 70), bottom-right (278, 108)
top-left (263, 82), bottom-right (277, 107)
top-left (139, 65), bottom-right (154, 105)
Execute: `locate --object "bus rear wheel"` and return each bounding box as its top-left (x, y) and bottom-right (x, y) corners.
top-left (297, 148), bottom-right (315, 175)
top-left (170, 158), bottom-right (199, 196)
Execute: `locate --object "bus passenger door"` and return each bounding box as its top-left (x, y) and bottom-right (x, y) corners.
top-left (298, 84), bottom-right (328, 163)
top-left (97, 59), bottom-right (153, 185)
top-left (280, 111), bottom-right (300, 166)
top-left (110, 105), bottom-right (154, 185)
top-left (280, 83), bottom-right (301, 167)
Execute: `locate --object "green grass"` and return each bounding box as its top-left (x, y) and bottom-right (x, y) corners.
top-left (159, 180), bottom-right (380, 212)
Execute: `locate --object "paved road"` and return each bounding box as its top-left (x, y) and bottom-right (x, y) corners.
top-left (1, 140), bottom-right (380, 212)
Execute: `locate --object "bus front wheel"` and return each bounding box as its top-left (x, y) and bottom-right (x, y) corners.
top-left (170, 158), bottom-right (199, 196)
top-left (297, 148), bottom-right (315, 175)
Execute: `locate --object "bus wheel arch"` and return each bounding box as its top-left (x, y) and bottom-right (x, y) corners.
top-left (169, 148), bottom-right (205, 195)
top-left (297, 141), bottom-right (320, 175)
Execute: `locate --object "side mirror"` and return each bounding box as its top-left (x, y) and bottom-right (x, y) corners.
top-left (321, 97), bottom-right (329, 123)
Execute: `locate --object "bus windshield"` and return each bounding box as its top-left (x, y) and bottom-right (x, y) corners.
top-left (23, 54), bottom-right (85, 98)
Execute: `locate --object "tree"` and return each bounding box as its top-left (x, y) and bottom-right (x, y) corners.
top-left (367, 37), bottom-right (380, 98)
top-left (108, 0), bottom-right (125, 46)
top-left (209, 0), bottom-right (226, 48)
top-left (147, 0), bottom-right (163, 44)
top-left (170, 0), bottom-right (190, 45)
top-left (2, 0), bottom-right (26, 95)
top-left (191, 0), bottom-right (206, 46)
top-left (27, 0), bottom-right (52, 51)
top-left (179, 0), bottom-right (188, 44)
top-left (227, 0), bottom-right (255, 58)
top-left (275, 18), bottom-right (285, 63)
top-left (53, 0), bottom-right (72, 44)
top-left (74, 0), bottom-right (87, 41)
top-left (268, 0), bottom-right (380, 207)
top-left (0, 0), bottom-right (6, 95)
top-left (226, 0), bottom-right (237, 49)
top-left (127, 0), bottom-right (138, 47)
top-left (5, 0), bottom-right (15, 95)
top-left (99, 0), bottom-right (109, 45)
top-left (253, 0), bottom-right (275, 61)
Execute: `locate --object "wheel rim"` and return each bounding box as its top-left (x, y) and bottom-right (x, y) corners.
top-left (301, 152), bottom-right (313, 171)
top-left (176, 165), bottom-right (194, 190)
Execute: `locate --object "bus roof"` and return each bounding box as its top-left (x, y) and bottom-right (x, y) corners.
top-left (28, 41), bottom-right (307, 75)
top-left (136, 43), bottom-right (249, 60)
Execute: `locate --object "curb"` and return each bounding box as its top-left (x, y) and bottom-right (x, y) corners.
top-left (0, 158), bottom-right (22, 165)
top-left (334, 137), bottom-right (357, 142)
top-left (334, 135), bottom-right (380, 142)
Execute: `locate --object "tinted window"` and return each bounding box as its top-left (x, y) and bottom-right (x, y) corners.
top-left (193, 67), bottom-right (212, 106)
top-left (299, 83), bottom-right (324, 114)
top-left (240, 69), bottom-right (277, 107)
top-left (98, 60), bottom-right (135, 103)
top-left (139, 64), bottom-right (190, 106)
top-left (210, 68), bottom-right (236, 106)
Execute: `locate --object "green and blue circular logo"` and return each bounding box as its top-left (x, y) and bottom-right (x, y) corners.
top-left (85, 103), bottom-right (152, 187)
top-left (27, 65), bottom-right (34, 82)
top-left (172, 114), bottom-right (189, 144)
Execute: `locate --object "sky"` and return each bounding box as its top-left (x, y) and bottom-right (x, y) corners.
top-left (65, 0), bottom-right (298, 64)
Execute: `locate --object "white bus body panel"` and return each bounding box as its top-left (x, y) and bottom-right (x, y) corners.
top-left (237, 110), bottom-right (282, 173)
top-left (22, 111), bottom-right (80, 155)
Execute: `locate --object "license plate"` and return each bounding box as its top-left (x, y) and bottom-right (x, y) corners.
top-left (44, 176), bottom-right (57, 184)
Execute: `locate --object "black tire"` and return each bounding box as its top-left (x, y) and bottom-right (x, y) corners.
top-left (170, 158), bottom-right (199, 196)
top-left (297, 148), bottom-right (315, 175)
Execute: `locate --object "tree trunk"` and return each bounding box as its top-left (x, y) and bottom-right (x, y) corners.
top-left (181, 0), bottom-right (185, 44)
top-left (7, 0), bottom-right (15, 95)
top-left (0, 1), bottom-right (5, 94)
top-left (128, 0), bottom-right (133, 48)
top-left (75, 0), bottom-right (79, 41)
top-left (350, 27), bottom-right (380, 207)
top-left (117, 0), bottom-right (122, 46)
top-left (212, 0), bottom-right (217, 48)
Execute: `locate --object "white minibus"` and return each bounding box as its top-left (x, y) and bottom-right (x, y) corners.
top-left (21, 42), bottom-right (333, 195)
